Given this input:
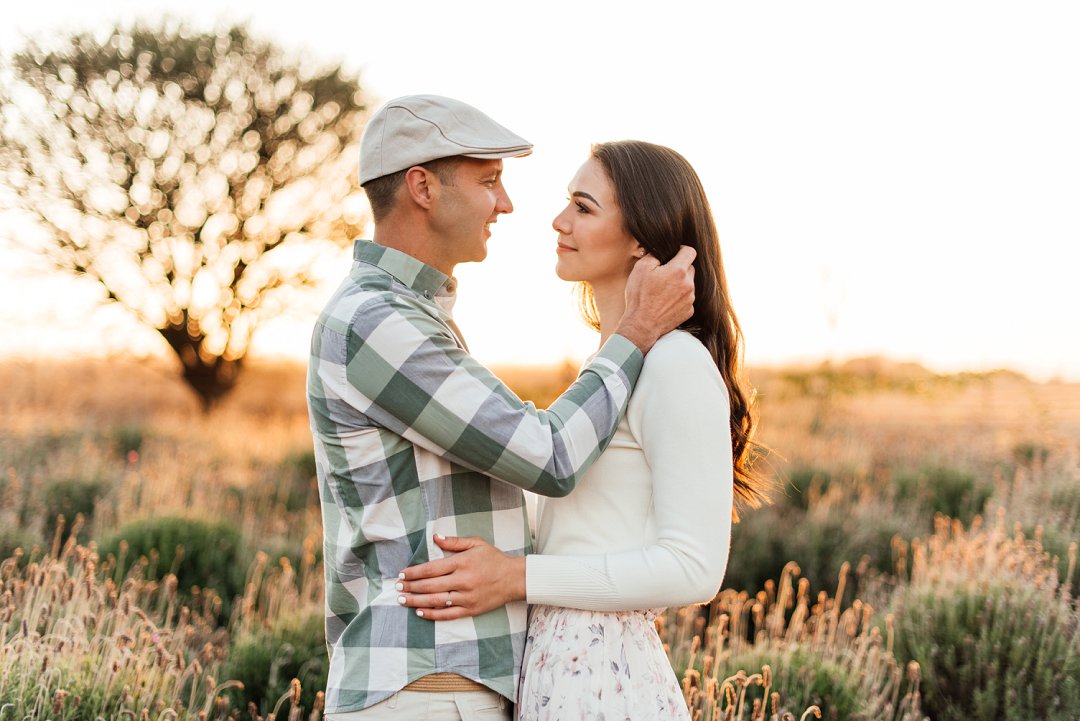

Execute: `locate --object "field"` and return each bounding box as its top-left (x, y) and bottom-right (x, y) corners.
top-left (1, 356), bottom-right (1078, 720)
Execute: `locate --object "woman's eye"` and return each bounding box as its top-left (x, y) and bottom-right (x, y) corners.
top-left (575, 202), bottom-right (589, 214)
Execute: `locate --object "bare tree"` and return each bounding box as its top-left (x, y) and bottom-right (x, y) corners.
top-left (0, 22), bottom-right (369, 409)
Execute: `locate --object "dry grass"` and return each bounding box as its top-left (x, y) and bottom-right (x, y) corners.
top-left (661, 560), bottom-right (926, 721)
top-left (2, 355), bottom-right (1079, 719)
top-left (0, 535), bottom-right (230, 720)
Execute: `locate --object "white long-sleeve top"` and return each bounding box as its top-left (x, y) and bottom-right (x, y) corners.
top-left (525, 330), bottom-right (734, 611)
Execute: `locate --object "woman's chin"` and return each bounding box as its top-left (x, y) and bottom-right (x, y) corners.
top-left (554, 263), bottom-right (576, 282)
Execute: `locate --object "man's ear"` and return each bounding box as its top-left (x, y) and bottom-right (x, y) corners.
top-left (403, 166), bottom-right (436, 210)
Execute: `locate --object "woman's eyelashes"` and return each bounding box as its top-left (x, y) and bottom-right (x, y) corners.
top-left (564, 197), bottom-right (591, 214)
top-left (567, 197), bottom-right (592, 214)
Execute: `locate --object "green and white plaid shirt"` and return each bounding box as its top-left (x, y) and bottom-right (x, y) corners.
top-left (306, 240), bottom-right (643, 713)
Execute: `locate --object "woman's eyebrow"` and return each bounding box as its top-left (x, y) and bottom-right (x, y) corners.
top-left (572, 191), bottom-right (602, 209)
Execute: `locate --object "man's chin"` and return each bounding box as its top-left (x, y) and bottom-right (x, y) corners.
top-left (456, 252), bottom-right (487, 266)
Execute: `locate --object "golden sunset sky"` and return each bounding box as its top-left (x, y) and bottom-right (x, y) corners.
top-left (2, 1), bottom-right (1078, 380)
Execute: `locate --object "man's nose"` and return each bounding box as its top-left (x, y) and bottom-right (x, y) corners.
top-left (495, 184), bottom-right (513, 214)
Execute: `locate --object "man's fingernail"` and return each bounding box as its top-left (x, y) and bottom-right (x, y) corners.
top-left (398, 596), bottom-right (406, 605)
top-left (398, 572), bottom-right (405, 580)
top-left (434, 532), bottom-right (444, 540)
top-left (416, 610), bottom-right (425, 617)
top-left (395, 582), bottom-right (404, 591)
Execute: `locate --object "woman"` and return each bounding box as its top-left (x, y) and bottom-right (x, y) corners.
top-left (397, 140), bottom-right (769, 719)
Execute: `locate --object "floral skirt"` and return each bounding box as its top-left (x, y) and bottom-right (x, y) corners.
top-left (516, 605), bottom-right (690, 721)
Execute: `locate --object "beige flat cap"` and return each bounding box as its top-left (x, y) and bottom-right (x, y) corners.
top-left (359, 94), bottom-right (533, 185)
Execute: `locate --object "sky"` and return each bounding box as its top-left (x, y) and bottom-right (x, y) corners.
top-left (2, 1), bottom-right (1078, 380)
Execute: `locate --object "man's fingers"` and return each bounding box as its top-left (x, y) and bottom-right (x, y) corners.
top-left (633, 245), bottom-right (695, 274)
top-left (634, 254), bottom-right (662, 271)
top-left (669, 245), bottom-right (697, 268)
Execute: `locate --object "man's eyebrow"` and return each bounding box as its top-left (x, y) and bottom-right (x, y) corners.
top-left (572, 191), bottom-right (602, 208)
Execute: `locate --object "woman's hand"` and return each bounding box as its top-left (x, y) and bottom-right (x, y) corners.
top-left (396, 534), bottom-right (527, 621)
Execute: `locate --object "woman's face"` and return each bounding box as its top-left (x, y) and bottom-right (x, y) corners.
top-left (552, 158), bottom-right (641, 284)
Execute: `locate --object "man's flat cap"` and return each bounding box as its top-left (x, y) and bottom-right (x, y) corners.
top-left (359, 94), bottom-right (533, 185)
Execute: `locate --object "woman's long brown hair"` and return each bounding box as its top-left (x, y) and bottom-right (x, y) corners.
top-left (581, 140), bottom-right (771, 519)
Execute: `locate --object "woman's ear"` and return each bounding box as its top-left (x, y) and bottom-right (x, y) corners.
top-left (632, 245), bottom-right (647, 259)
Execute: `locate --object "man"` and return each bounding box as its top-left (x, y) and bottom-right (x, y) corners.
top-left (307, 94), bottom-right (695, 720)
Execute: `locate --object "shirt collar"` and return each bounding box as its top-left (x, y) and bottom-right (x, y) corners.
top-left (352, 239), bottom-right (457, 300)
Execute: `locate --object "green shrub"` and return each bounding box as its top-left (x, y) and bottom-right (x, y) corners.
top-left (723, 505), bottom-right (795, 593)
top-left (1012, 440), bottom-right (1050, 467)
top-left (714, 646), bottom-right (868, 721)
top-left (223, 612), bottom-right (328, 715)
top-left (282, 448), bottom-right (317, 479)
top-left (110, 424), bottom-right (146, 457)
top-left (1048, 478), bottom-right (1080, 520)
top-left (783, 466), bottom-right (833, 510)
top-left (725, 498), bottom-right (913, 602)
top-left (891, 522), bottom-right (1080, 721)
top-left (998, 468), bottom-right (1080, 596)
top-left (795, 507), bottom-right (902, 604)
top-left (277, 449), bottom-right (318, 513)
top-left (893, 582), bottom-right (1080, 721)
top-left (0, 525), bottom-right (39, 566)
top-left (99, 516), bottom-right (251, 618)
top-left (41, 477), bottom-right (107, 545)
top-left (1020, 523), bottom-right (1079, 599)
top-left (259, 538), bottom-right (324, 575)
top-left (893, 465), bottom-right (992, 524)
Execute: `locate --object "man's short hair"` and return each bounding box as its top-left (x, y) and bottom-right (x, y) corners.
top-left (363, 156), bottom-right (463, 222)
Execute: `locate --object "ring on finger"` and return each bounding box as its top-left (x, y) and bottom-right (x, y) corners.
top-left (445, 591), bottom-right (453, 607)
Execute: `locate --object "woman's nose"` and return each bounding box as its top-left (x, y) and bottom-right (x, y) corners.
top-left (552, 207), bottom-right (570, 234)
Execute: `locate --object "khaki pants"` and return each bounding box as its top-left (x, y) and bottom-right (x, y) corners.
top-left (325, 690), bottom-right (511, 721)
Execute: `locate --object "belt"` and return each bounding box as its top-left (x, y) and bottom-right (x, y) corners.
top-left (403, 673), bottom-right (489, 693)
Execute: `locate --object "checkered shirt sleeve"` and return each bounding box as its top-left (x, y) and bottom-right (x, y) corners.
top-left (317, 292), bottom-right (642, 495)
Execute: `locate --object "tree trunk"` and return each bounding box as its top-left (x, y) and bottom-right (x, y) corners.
top-left (159, 325), bottom-right (243, 412)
